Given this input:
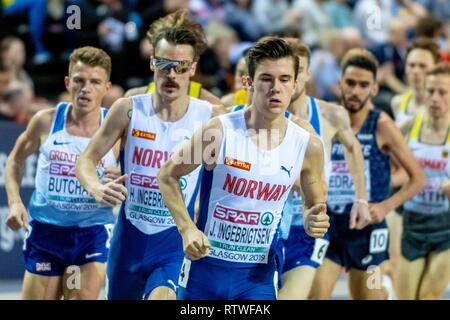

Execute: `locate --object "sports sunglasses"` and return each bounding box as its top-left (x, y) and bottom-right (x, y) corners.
top-left (153, 56), bottom-right (193, 74)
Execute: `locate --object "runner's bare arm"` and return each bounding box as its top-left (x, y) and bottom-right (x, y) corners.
top-left (200, 88), bottom-right (223, 105)
top-left (5, 109), bottom-right (53, 229)
top-left (442, 180), bottom-right (450, 198)
top-left (289, 115), bottom-right (322, 192)
top-left (290, 114), bottom-right (318, 135)
top-left (157, 118), bottom-right (224, 260)
top-left (390, 118), bottom-right (414, 188)
top-left (300, 134), bottom-right (329, 238)
top-left (76, 97), bottom-right (131, 206)
top-left (331, 105), bottom-right (371, 229)
top-left (220, 92), bottom-right (235, 108)
top-left (124, 86), bottom-right (147, 98)
top-left (211, 104), bottom-right (228, 117)
top-left (371, 113), bottom-right (427, 222)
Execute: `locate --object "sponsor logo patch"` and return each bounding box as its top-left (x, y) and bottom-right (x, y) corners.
top-left (132, 129), bottom-right (156, 141)
top-left (225, 157), bottom-right (251, 171)
top-left (213, 204), bottom-right (260, 225)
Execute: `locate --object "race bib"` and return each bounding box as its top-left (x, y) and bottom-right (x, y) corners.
top-left (369, 228), bottom-right (388, 254)
top-left (310, 238), bottom-right (330, 265)
top-left (178, 258), bottom-right (191, 288)
top-left (47, 162), bottom-right (103, 212)
top-left (405, 176), bottom-right (449, 215)
top-left (328, 160), bottom-right (371, 213)
top-left (205, 203), bottom-right (279, 264)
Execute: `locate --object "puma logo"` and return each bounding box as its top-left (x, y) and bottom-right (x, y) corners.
top-left (281, 165), bottom-right (293, 178)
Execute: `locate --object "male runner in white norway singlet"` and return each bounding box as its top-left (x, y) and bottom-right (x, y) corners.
top-left (157, 37), bottom-right (330, 300)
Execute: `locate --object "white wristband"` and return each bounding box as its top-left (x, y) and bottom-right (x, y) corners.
top-left (355, 199), bottom-right (368, 206)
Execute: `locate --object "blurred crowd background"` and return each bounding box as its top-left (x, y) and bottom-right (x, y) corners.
top-left (1, 0), bottom-right (450, 124)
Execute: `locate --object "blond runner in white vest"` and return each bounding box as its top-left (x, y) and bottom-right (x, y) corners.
top-left (395, 64), bottom-right (450, 300)
top-left (388, 40), bottom-right (440, 291)
top-left (6, 47), bottom-right (120, 300)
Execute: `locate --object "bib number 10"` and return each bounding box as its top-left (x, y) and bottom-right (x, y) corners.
top-left (369, 228), bottom-right (388, 254)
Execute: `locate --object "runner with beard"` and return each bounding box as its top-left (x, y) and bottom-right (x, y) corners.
top-left (276, 39), bottom-right (370, 300)
top-left (309, 48), bottom-right (426, 300)
top-left (124, 11), bottom-right (221, 105)
top-left (76, 9), bottom-right (225, 300)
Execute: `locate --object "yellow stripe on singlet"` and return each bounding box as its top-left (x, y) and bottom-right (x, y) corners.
top-left (409, 112), bottom-right (450, 144)
top-left (189, 81), bottom-right (202, 98)
top-left (234, 89), bottom-right (248, 106)
top-left (399, 90), bottom-right (413, 113)
top-left (146, 81), bottom-right (202, 98)
top-left (409, 112), bottom-right (424, 142)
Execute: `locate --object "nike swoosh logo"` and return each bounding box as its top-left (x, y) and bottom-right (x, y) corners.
top-left (53, 140), bottom-right (71, 145)
top-left (85, 252), bottom-right (102, 259)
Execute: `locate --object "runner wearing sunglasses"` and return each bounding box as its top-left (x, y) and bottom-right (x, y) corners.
top-left (76, 9), bottom-right (226, 300)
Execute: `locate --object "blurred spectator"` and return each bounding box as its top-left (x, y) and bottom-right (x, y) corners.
top-left (0, 36), bottom-right (33, 89)
top-left (309, 29), bottom-right (345, 101)
top-left (205, 21), bottom-right (239, 74)
top-left (0, 60), bottom-right (30, 123)
top-left (441, 24), bottom-right (450, 63)
top-left (416, 0), bottom-right (450, 21)
top-left (252, 0), bottom-right (302, 36)
top-left (95, 0), bottom-right (141, 53)
top-left (415, 16), bottom-right (443, 39)
top-left (292, 0), bottom-right (332, 48)
top-left (190, 0), bottom-right (225, 26)
top-left (341, 27), bottom-right (364, 50)
top-left (66, 0), bottom-right (143, 88)
top-left (2, 0), bottom-right (52, 64)
top-left (324, 0), bottom-right (354, 29)
top-left (0, 61), bottom-right (12, 118)
top-left (0, 36), bottom-right (52, 119)
top-left (224, 0), bottom-right (263, 42)
top-left (220, 54), bottom-right (249, 108)
top-left (136, 0), bottom-right (189, 35)
top-left (395, 0), bottom-right (427, 29)
top-left (371, 18), bottom-right (409, 95)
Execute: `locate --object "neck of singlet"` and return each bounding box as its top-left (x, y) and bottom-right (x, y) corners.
top-left (287, 92), bottom-right (309, 119)
top-left (151, 93), bottom-right (190, 122)
top-left (245, 107), bottom-right (289, 150)
top-left (425, 112), bottom-right (450, 133)
top-left (66, 104), bottom-right (102, 134)
top-left (349, 104), bottom-right (373, 134)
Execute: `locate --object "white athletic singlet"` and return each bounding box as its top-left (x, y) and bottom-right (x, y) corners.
top-left (404, 112), bottom-right (450, 215)
top-left (197, 110), bottom-right (311, 267)
top-left (29, 103), bottom-right (117, 227)
top-left (122, 94), bottom-right (212, 234)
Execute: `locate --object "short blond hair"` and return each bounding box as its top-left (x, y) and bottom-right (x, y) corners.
top-left (69, 46), bottom-right (111, 78)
